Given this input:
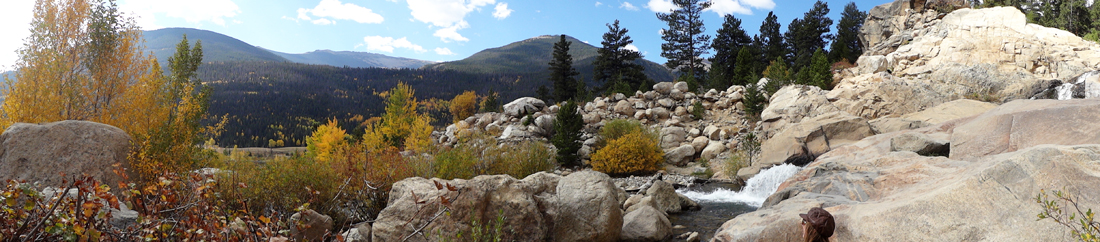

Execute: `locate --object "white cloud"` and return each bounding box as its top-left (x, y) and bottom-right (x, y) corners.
top-left (362, 36), bottom-right (427, 53)
top-left (624, 44), bottom-right (639, 52)
top-left (407, 0), bottom-right (496, 42)
top-left (0, 0), bottom-right (34, 71)
top-left (646, 0), bottom-right (676, 13)
top-left (620, 2), bottom-right (639, 11)
top-left (433, 21), bottom-right (471, 42)
top-left (297, 0), bottom-right (384, 25)
top-left (741, 0), bottom-right (775, 9)
top-left (492, 3), bottom-right (513, 19)
top-left (118, 0), bottom-right (241, 29)
top-left (434, 47), bottom-right (456, 55)
top-left (595, 1), bottom-right (604, 7)
top-left (708, 0), bottom-right (751, 15)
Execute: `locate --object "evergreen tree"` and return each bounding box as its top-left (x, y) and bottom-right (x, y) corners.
top-left (537, 85), bottom-right (552, 103)
top-left (481, 88), bottom-right (501, 112)
top-left (795, 48), bottom-right (832, 90)
top-left (762, 56), bottom-right (792, 95)
top-left (732, 46), bottom-right (756, 87)
top-left (756, 12), bottom-right (787, 67)
top-left (657, 0), bottom-right (712, 88)
top-left (551, 100), bottom-right (584, 167)
top-left (829, 2), bottom-right (867, 63)
top-left (785, 0), bottom-right (833, 72)
top-left (594, 20), bottom-right (649, 94)
top-left (742, 76), bottom-right (767, 120)
top-left (708, 14), bottom-right (753, 89)
top-left (549, 35), bottom-right (580, 102)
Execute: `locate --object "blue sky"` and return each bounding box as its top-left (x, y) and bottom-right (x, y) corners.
top-left (0, 0), bottom-right (892, 71)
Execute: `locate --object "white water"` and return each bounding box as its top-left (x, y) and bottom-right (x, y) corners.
top-left (677, 164), bottom-right (802, 207)
top-left (1056, 71), bottom-right (1100, 100)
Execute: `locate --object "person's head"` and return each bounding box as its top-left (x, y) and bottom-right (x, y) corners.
top-left (800, 207), bottom-right (835, 242)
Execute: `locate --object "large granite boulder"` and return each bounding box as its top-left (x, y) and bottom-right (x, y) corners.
top-left (619, 205), bottom-right (672, 242)
top-left (713, 100), bottom-right (1100, 241)
top-left (0, 121), bottom-right (132, 188)
top-left (372, 171), bottom-right (625, 242)
top-left (290, 209), bottom-right (333, 241)
top-left (951, 99), bottom-right (1100, 161)
top-left (503, 97), bottom-right (546, 118)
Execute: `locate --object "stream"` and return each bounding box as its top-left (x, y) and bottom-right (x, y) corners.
top-left (669, 164), bottom-right (803, 240)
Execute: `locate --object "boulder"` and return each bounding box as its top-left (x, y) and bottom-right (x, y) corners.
top-left (660, 127), bottom-right (687, 149)
top-left (951, 99), bottom-right (1100, 161)
top-left (372, 173), bottom-right (562, 241)
top-left (620, 205), bottom-right (672, 242)
top-left (691, 136), bottom-right (709, 154)
top-left (664, 145), bottom-right (695, 166)
top-left (890, 131), bottom-right (950, 156)
top-left (535, 115), bottom-right (555, 132)
top-left (644, 180), bottom-right (700, 214)
top-left (714, 128), bottom-right (1100, 241)
top-left (0, 121), bottom-right (132, 188)
top-left (650, 107), bottom-right (671, 120)
top-left (654, 82), bottom-right (674, 95)
top-left (554, 171), bottom-right (624, 242)
top-left (702, 125), bottom-right (720, 140)
top-left (341, 222), bottom-right (371, 242)
top-left (503, 97), bottom-right (546, 118)
top-left (701, 141), bottom-right (727, 160)
top-left (673, 82), bottom-right (689, 93)
top-left (499, 125), bottom-right (530, 139)
top-left (760, 85), bottom-right (840, 138)
top-left (290, 209), bottom-right (333, 242)
top-left (855, 55), bottom-right (889, 74)
top-left (757, 111), bottom-right (874, 169)
top-left (614, 100), bottom-right (635, 116)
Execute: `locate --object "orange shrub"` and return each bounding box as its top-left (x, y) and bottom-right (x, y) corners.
top-left (590, 132), bottom-right (664, 175)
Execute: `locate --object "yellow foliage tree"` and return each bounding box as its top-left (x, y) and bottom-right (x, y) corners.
top-left (307, 119), bottom-right (348, 162)
top-left (449, 90), bottom-right (478, 123)
top-left (362, 82), bottom-right (433, 152)
top-left (590, 131), bottom-right (664, 175)
top-left (1, 0), bottom-right (216, 180)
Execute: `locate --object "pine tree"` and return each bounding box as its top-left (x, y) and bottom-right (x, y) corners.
top-left (551, 100), bottom-right (584, 167)
top-left (732, 46), bottom-right (756, 87)
top-left (657, 0), bottom-right (711, 86)
top-left (549, 35), bottom-right (580, 102)
top-left (785, 0), bottom-right (833, 73)
top-left (795, 48), bottom-right (832, 90)
top-left (742, 77), bottom-right (767, 120)
top-left (709, 14), bottom-right (753, 89)
top-left (829, 2), bottom-right (867, 63)
top-left (756, 11), bottom-right (787, 67)
top-left (594, 20), bottom-right (649, 95)
top-left (762, 56), bottom-right (792, 95)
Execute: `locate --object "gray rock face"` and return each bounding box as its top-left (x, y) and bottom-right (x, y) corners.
top-left (503, 97), bottom-right (546, 118)
top-left (290, 209), bottom-right (333, 242)
top-left (620, 205), bottom-right (672, 242)
top-left (554, 171), bottom-right (624, 242)
top-left (0, 121), bottom-right (132, 189)
top-left (758, 111), bottom-right (874, 168)
top-left (890, 131), bottom-right (950, 156)
top-left (664, 145), bottom-right (695, 166)
top-left (951, 99), bottom-right (1100, 161)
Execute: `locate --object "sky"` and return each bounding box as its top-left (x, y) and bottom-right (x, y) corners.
top-left (0, 0), bottom-right (894, 71)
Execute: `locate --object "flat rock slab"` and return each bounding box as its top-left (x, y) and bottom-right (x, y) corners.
top-left (951, 99), bottom-right (1100, 161)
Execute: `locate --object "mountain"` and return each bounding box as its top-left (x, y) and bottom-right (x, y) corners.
top-left (423, 35), bottom-right (675, 87)
top-left (144, 28), bottom-right (435, 69)
top-left (269, 49), bottom-right (436, 69)
top-left (144, 28), bottom-right (289, 63)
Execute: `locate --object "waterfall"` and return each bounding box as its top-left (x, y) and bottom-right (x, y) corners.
top-left (677, 164), bottom-right (802, 207)
top-left (1056, 71), bottom-right (1100, 100)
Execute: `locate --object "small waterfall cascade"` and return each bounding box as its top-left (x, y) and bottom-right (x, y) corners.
top-left (1056, 71), bottom-right (1100, 100)
top-left (677, 164), bottom-right (802, 207)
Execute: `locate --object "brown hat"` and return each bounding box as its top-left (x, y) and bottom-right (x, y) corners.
top-left (799, 207), bottom-right (835, 238)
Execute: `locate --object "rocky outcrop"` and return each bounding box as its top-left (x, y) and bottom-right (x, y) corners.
top-left (950, 99), bottom-right (1100, 161)
top-left (0, 121), bottom-right (132, 188)
top-left (503, 97), bottom-right (547, 118)
top-left (713, 99), bottom-right (1100, 241)
top-left (757, 111), bottom-right (874, 170)
top-left (371, 171), bottom-right (625, 242)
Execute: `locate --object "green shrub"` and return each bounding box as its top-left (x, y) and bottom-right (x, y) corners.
top-left (487, 141), bottom-right (556, 179)
top-left (590, 132), bottom-right (664, 175)
top-left (432, 131), bottom-right (556, 180)
top-left (596, 119), bottom-right (656, 149)
top-left (723, 151), bottom-right (749, 177)
top-left (1036, 189), bottom-right (1099, 242)
top-left (691, 101), bottom-right (705, 119)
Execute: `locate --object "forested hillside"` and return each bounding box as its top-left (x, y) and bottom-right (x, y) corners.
top-left (199, 61), bottom-right (531, 147)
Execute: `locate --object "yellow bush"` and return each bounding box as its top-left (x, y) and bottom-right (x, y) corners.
top-left (450, 91), bottom-right (478, 123)
top-left (306, 118), bottom-right (347, 162)
top-left (590, 132), bottom-right (664, 175)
